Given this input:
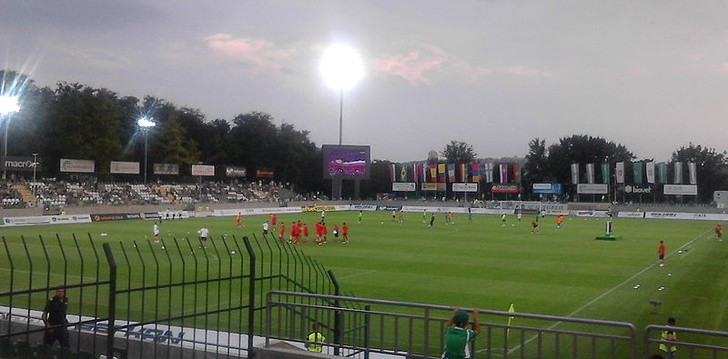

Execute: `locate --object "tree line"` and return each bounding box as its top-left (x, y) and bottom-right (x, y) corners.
top-left (3, 71), bottom-right (726, 202)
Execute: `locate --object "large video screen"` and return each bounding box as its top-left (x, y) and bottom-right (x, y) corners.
top-left (322, 145), bottom-right (371, 180)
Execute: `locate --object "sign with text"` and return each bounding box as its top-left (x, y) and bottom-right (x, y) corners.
top-left (191, 164), bottom-right (215, 176)
top-left (60, 159), bottom-right (94, 173)
top-left (491, 184), bottom-right (518, 193)
top-left (225, 166), bottom-right (246, 177)
top-left (452, 183), bottom-right (478, 192)
top-left (577, 183), bottom-right (608, 194)
top-left (110, 161), bottom-right (140, 174)
top-left (392, 182), bottom-right (416, 192)
top-left (154, 163), bottom-right (179, 175)
top-left (532, 183), bottom-right (562, 194)
top-left (1, 156), bottom-right (41, 172)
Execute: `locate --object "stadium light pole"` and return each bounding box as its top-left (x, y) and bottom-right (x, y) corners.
top-left (0, 95), bottom-right (21, 179)
top-left (137, 117), bottom-right (156, 183)
top-left (320, 44), bottom-right (364, 200)
top-left (320, 44), bottom-right (364, 145)
top-left (32, 153), bottom-right (38, 182)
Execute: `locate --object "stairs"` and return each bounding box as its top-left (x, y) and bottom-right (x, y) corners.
top-left (12, 182), bottom-right (36, 204)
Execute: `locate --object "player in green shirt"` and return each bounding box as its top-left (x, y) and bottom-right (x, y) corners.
top-left (442, 307), bottom-right (480, 359)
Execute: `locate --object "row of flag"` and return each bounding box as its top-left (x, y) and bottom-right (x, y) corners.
top-left (571, 161), bottom-right (698, 185)
top-left (387, 163), bottom-right (521, 184)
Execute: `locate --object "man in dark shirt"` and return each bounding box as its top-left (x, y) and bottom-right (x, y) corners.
top-left (42, 288), bottom-right (70, 348)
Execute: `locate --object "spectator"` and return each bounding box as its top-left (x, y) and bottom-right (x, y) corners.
top-left (305, 323), bottom-right (326, 352)
top-left (659, 317), bottom-right (677, 359)
top-left (442, 307), bottom-right (479, 359)
top-left (42, 288), bottom-right (70, 348)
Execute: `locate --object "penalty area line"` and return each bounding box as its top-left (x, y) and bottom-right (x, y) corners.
top-left (338, 270), bottom-right (377, 280)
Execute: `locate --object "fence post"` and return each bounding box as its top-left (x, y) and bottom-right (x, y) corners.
top-left (327, 269), bottom-right (341, 356)
top-left (102, 243), bottom-right (117, 358)
top-left (243, 236), bottom-right (256, 353)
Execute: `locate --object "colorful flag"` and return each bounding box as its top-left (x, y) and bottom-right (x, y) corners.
top-left (438, 164), bottom-right (446, 183)
top-left (500, 164), bottom-right (509, 184)
top-left (571, 163), bottom-right (579, 184)
top-left (459, 163), bottom-right (467, 182)
top-left (471, 163), bottom-right (480, 183)
top-left (447, 164), bottom-right (455, 183)
top-left (388, 164), bottom-right (396, 182)
top-left (400, 164), bottom-right (408, 182)
top-left (601, 162), bottom-right (610, 184)
top-left (413, 163), bottom-right (420, 183)
top-left (512, 163), bottom-right (520, 184)
top-left (484, 163), bottom-right (494, 183)
top-left (429, 164), bottom-right (437, 182)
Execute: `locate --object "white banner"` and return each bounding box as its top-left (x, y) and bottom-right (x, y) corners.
top-left (213, 207), bottom-right (303, 217)
top-left (573, 210), bottom-right (608, 218)
top-left (646, 162), bottom-right (655, 183)
top-left (110, 161), bottom-right (140, 174)
top-left (60, 159), bottom-right (94, 173)
top-left (674, 162), bottom-right (683, 184)
top-left (644, 212), bottom-right (728, 221)
top-left (688, 162), bottom-right (697, 185)
top-left (191, 164), bottom-right (215, 176)
top-left (576, 183), bottom-right (608, 194)
top-left (452, 183), bottom-right (478, 192)
top-left (586, 163), bottom-right (595, 184)
top-left (615, 162), bottom-right (625, 184)
top-left (154, 163), bottom-right (179, 175)
top-left (392, 182), bottom-right (417, 192)
top-left (571, 163), bottom-right (579, 184)
top-left (663, 184), bottom-right (697, 196)
top-left (2, 214), bottom-right (92, 226)
top-left (617, 212), bottom-right (645, 218)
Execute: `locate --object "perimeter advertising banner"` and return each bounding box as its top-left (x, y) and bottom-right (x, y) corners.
top-left (663, 184), bottom-right (697, 196)
top-left (1, 156), bottom-right (41, 172)
top-left (577, 183), bottom-right (608, 194)
top-left (452, 183), bottom-right (478, 192)
top-left (60, 159), bottom-right (94, 173)
top-left (110, 161), bottom-right (140, 174)
top-left (225, 166), bottom-right (246, 177)
top-left (532, 183), bottom-right (562, 194)
top-left (392, 182), bottom-right (416, 192)
top-left (191, 164), bottom-right (215, 176)
top-left (421, 183), bottom-right (446, 191)
top-left (491, 184), bottom-right (518, 193)
top-left (154, 163), bottom-right (179, 175)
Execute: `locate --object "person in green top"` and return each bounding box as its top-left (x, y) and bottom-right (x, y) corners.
top-left (306, 323), bottom-right (326, 353)
top-left (659, 317), bottom-right (677, 359)
top-left (442, 307), bottom-right (480, 359)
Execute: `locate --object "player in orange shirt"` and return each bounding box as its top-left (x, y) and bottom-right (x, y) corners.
top-left (342, 222), bottom-right (349, 244)
top-left (236, 212), bottom-right (242, 228)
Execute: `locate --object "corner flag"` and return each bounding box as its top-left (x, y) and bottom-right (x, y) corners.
top-left (507, 303), bottom-right (515, 338)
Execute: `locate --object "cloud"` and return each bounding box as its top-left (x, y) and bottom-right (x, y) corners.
top-left (498, 65), bottom-right (555, 79)
top-left (372, 45), bottom-right (492, 85)
top-left (204, 33), bottom-right (295, 74)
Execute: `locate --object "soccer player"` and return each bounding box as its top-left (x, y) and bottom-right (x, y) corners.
top-left (262, 221), bottom-right (269, 236)
top-left (198, 225), bottom-right (209, 249)
top-left (153, 220), bottom-right (161, 243)
top-left (279, 223), bottom-right (286, 242)
top-left (531, 218), bottom-right (539, 234)
top-left (442, 307), bottom-right (479, 359)
top-left (270, 214), bottom-right (277, 229)
top-left (333, 224), bottom-right (340, 240)
top-left (236, 212), bottom-right (242, 228)
top-left (291, 221), bottom-right (301, 244)
top-left (358, 210), bottom-right (363, 224)
top-left (303, 223), bottom-right (310, 244)
top-left (342, 222), bottom-right (349, 244)
top-left (556, 215), bottom-right (564, 228)
top-left (428, 212), bottom-right (435, 227)
top-left (657, 240), bottom-right (666, 267)
top-left (501, 214), bottom-right (507, 227)
top-left (714, 224), bottom-right (723, 239)
top-left (392, 210), bottom-right (396, 222)
top-left (517, 210), bottom-right (523, 221)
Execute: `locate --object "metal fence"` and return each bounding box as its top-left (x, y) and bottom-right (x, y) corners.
top-left (0, 233), bottom-right (344, 358)
top-left (264, 291), bottom-right (728, 359)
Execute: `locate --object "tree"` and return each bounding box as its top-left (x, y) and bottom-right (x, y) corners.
top-left (522, 138), bottom-right (548, 199)
top-left (671, 143), bottom-right (728, 203)
top-left (546, 135), bottom-right (634, 186)
top-left (441, 140), bottom-right (476, 164)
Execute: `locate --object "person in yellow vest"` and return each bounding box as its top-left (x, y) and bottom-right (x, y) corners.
top-left (659, 317), bottom-right (677, 359)
top-left (305, 323), bottom-right (326, 353)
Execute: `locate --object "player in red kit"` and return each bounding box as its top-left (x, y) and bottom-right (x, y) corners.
top-left (342, 222), bottom-right (349, 244)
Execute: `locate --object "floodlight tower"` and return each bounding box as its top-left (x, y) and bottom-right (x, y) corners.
top-left (137, 117), bottom-right (156, 183)
top-left (320, 44), bottom-right (364, 199)
top-left (0, 95), bottom-right (21, 179)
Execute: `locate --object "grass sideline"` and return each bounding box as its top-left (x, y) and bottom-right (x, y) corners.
top-left (1, 210), bottom-right (727, 336)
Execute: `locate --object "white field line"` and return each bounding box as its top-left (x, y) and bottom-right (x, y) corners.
top-left (498, 229), bottom-right (713, 355)
top-left (339, 269), bottom-right (377, 280)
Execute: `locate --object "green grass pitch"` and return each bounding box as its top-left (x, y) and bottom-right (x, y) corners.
top-left (1, 210), bottom-right (727, 334)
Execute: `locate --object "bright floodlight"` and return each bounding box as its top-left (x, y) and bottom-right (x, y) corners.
top-left (137, 117), bottom-right (156, 128)
top-left (0, 95), bottom-right (20, 114)
top-left (320, 44), bottom-right (364, 90)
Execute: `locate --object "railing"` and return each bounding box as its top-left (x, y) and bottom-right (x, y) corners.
top-left (0, 233), bottom-right (340, 358)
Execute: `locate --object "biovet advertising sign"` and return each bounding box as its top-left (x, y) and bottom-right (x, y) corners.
top-left (1, 156), bottom-right (41, 172)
